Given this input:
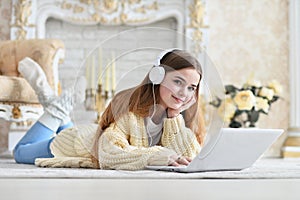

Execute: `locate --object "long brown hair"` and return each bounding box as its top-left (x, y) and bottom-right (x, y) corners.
top-left (91, 50), bottom-right (206, 166)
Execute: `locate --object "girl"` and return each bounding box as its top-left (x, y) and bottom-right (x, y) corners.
top-left (14, 49), bottom-right (206, 170)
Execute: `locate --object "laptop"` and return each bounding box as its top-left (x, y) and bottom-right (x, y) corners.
top-left (146, 128), bottom-right (284, 173)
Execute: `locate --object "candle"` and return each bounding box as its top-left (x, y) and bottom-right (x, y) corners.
top-left (91, 55), bottom-right (95, 88)
top-left (85, 57), bottom-right (90, 88)
top-left (98, 48), bottom-right (102, 85)
top-left (105, 59), bottom-right (110, 92)
top-left (111, 52), bottom-right (116, 91)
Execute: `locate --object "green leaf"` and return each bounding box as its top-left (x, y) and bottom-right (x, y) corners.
top-left (234, 110), bottom-right (243, 117)
top-left (209, 97), bottom-right (222, 107)
top-left (225, 85), bottom-right (238, 94)
top-left (269, 96), bottom-right (279, 104)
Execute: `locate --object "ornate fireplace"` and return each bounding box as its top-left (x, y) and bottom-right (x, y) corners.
top-left (9, 0), bottom-right (209, 122)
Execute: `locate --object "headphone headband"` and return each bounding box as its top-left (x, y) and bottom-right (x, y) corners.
top-left (150, 48), bottom-right (180, 85)
top-left (154, 48), bottom-right (179, 66)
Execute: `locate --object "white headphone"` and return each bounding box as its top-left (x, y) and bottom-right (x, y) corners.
top-left (149, 48), bottom-right (179, 85)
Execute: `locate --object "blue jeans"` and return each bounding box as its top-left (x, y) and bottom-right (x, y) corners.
top-left (13, 121), bottom-right (73, 164)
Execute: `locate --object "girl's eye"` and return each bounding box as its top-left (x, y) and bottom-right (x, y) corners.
top-left (188, 87), bottom-right (196, 92)
top-left (173, 79), bottom-right (182, 85)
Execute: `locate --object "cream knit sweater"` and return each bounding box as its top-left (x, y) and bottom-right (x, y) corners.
top-left (35, 112), bottom-right (201, 170)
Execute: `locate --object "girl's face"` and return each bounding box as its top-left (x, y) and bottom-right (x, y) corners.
top-left (159, 67), bottom-right (200, 110)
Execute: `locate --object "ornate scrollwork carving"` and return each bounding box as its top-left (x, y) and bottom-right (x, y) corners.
top-left (103, 0), bottom-right (118, 12)
top-left (12, 105), bottom-right (21, 119)
top-left (60, 0), bottom-right (158, 25)
top-left (11, 0), bottom-right (35, 40)
top-left (188, 0), bottom-right (209, 54)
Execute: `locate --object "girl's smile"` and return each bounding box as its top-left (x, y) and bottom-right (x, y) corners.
top-left (172, 95), bottom-right (185, 103)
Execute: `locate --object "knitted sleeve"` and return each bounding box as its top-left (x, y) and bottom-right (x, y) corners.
top-left (98, 127), bottom-right (177, 170)
top-left (161, 114), bottom-right (201, 158)
top-left (98, 114), bottom-right (178, 170)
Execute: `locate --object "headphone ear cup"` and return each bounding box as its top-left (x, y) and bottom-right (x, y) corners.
top-left (149, 66), bottom-right (165, 85)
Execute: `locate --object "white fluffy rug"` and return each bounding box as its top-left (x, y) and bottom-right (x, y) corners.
top-left (1, 158), bottom-right (300, 179)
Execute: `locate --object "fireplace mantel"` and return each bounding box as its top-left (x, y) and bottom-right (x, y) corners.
top-left (10, 0), bottom-right (208, 55)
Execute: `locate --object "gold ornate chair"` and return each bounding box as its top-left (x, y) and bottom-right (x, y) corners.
top-left (0, 39), bottom-right (65, 154)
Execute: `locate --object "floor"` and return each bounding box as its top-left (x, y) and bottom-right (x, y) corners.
top-left (1, 122), bottom-right (300, 200)
top-left (1, 157), bottom-right (300, 200)
top-left (1, 179), bottom-right (300, 200)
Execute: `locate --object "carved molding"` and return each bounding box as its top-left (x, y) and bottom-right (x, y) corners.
top-left (0, 103), bottom-right (43, 122)
top-left (10, 0), bottom-right (35, 40)
top-left (10, 0), bottom-right (208, 53)
top-left (59, 0), bottom-right (159, 24)
top-left (188, 0), bottom-right (209, 54)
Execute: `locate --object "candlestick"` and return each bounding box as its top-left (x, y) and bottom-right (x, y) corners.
top-left (105, 90), bottom-right (109, 101)
top-left (85, 88), bottom-right (96, 111)
top-left (96, 84), bottom-right (103, 113)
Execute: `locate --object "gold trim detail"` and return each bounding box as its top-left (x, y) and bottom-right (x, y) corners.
top-left (288, 127), bottom-right (300, 132)
top-left (12, 105), bottom-right (22, 119)
top-left (281, 150), bottom-right (300, 158)
top-left (60, 0), bottom-right (158, 24)
top-left (188, 0), bottom-right (209, 54)
top-left (11, 0), bottom-right (35, 40)
top-left (283, 137), bottom-right (300, 146)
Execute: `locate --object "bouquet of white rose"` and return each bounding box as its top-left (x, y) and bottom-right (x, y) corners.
top-left (210, 79), bottom-right (282, 128)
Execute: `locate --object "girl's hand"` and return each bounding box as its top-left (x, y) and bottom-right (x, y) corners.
top-left (167, 94), bottom-right (196, 118)
top-left (168, 155), bottom-right (192, 166)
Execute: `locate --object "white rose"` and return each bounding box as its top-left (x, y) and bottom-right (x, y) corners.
top-left (245, 79), bottom-right (262, 88)
top-left (259, 87), bottom-right (274, 101)
top-left (218, 97), bottom-right (236, 123)
top-left (255, 97), bottom-right (269, 113)
top-left (233, 90), bottom-right (256, 110)
top-left (268, 80), bottom-right (282, 95)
